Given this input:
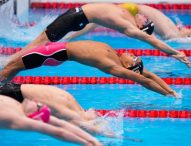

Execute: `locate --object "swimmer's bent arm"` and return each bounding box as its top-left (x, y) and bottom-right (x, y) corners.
top-left (66, 23), bottom-right (98, 40)
top-left (107, 65), bottom-right (169, 96)
top-left (13, 117), bottom-right (93, 146)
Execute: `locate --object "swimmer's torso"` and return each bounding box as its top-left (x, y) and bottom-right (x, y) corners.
top-left (67, 41), bottom-right (122, 68)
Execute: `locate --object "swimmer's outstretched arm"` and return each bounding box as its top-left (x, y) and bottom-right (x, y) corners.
top-left (48, 116), bottom-right (102, 146)
top-left (124, 27), bottom-right (191, 67)
top-left (106, 65), bottom-right (170, 96)
top-left (65, 23), bottom-right (98, 40)
top-left (13, 116), bottom-right (102, 146)
top-left (142, 69), bottom-right (177, 97)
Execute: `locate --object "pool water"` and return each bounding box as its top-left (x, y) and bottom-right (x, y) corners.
top-left (1, 119), bottom-right (191, 146)
top-left (0, 7), bottom-right (191, 146)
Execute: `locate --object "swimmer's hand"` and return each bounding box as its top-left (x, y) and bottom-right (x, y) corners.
top-left (167, 90), bottom-right (182, 99)
top-left (171, 51), bottom-right (191, 67)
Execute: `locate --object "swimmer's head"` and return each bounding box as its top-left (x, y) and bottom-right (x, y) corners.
top-left (135, 14), bottom-right (154, 35)
top-left (119, 52), bottom-right (144, 74)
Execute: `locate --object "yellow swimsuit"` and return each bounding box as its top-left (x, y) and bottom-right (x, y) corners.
top-left (119, 3), bottom-right (139, 16)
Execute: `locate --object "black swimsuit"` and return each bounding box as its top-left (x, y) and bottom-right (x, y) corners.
top-left (0, 82), bottom-right (24, 103)
top-left (46, 7), bottom-right (89, 42)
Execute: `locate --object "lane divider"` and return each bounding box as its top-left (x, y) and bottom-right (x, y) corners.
top-left (30, 2), bottom-right (191, 10)
top-left (12, 76), bottom-right (191, 85)
top-left (1, 47), bottom-right (191, 56)
top-left (96, 109), bottom-right (191, 118)
top-left (0, 47), bottom-right (22, 55)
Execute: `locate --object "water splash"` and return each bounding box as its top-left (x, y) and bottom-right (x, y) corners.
top-left (97, 110), bottom-right (142, 144)
top-left (0, 15), bottom-right (55, 43)
top-left (172, 88), bottom-right (184, 106)
top-left (176, 88), bottom-right (183, 99)
top-left (103, 110), bottom-right (124, 136)
top-left (166, 36), bottom-right (191, 44)
top-left (0, 1), bottom-right (56, 43)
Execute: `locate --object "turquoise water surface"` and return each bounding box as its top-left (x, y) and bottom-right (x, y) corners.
top-left (0, 7), bottom-right (191, 146)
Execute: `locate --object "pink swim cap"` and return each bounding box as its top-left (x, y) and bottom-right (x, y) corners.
top-left (28, 105), bottom-right (51, 123)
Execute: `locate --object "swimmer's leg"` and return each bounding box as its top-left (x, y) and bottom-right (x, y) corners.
top-left (8, 31), bottom-right (49, 69)
top-left (22, 43), bottom-right (67, 69)
top-left (12, 7), bottom-right (89, 61)
top-left (0, 54), bottom-right (25, 83)
top-left (0, 43), bottom-right (67, 83)
top-left (8, 8), bottom-right (75, 67)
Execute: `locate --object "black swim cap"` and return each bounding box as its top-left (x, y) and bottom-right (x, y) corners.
top-left (127, 60), bottom-right (144, 74)
top-left (140, 21), bottom-right (154, 35)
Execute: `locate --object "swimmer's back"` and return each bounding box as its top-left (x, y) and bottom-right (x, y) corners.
top-left (66, 40), bottom-right (118, 62)
top-left (82, 3), bottom-right (128, 21)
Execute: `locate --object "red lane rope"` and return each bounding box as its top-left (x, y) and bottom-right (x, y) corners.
top-left (0, 47), bottom-right (22, 55)
top-left (12, 76), bottom-right (191, 85)
top-left (1, 47), bottom-right (191, 56)
top-left (95, 109), bottom-right (191, 118)
top-left (30, 2), bottom-right (191, 10)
